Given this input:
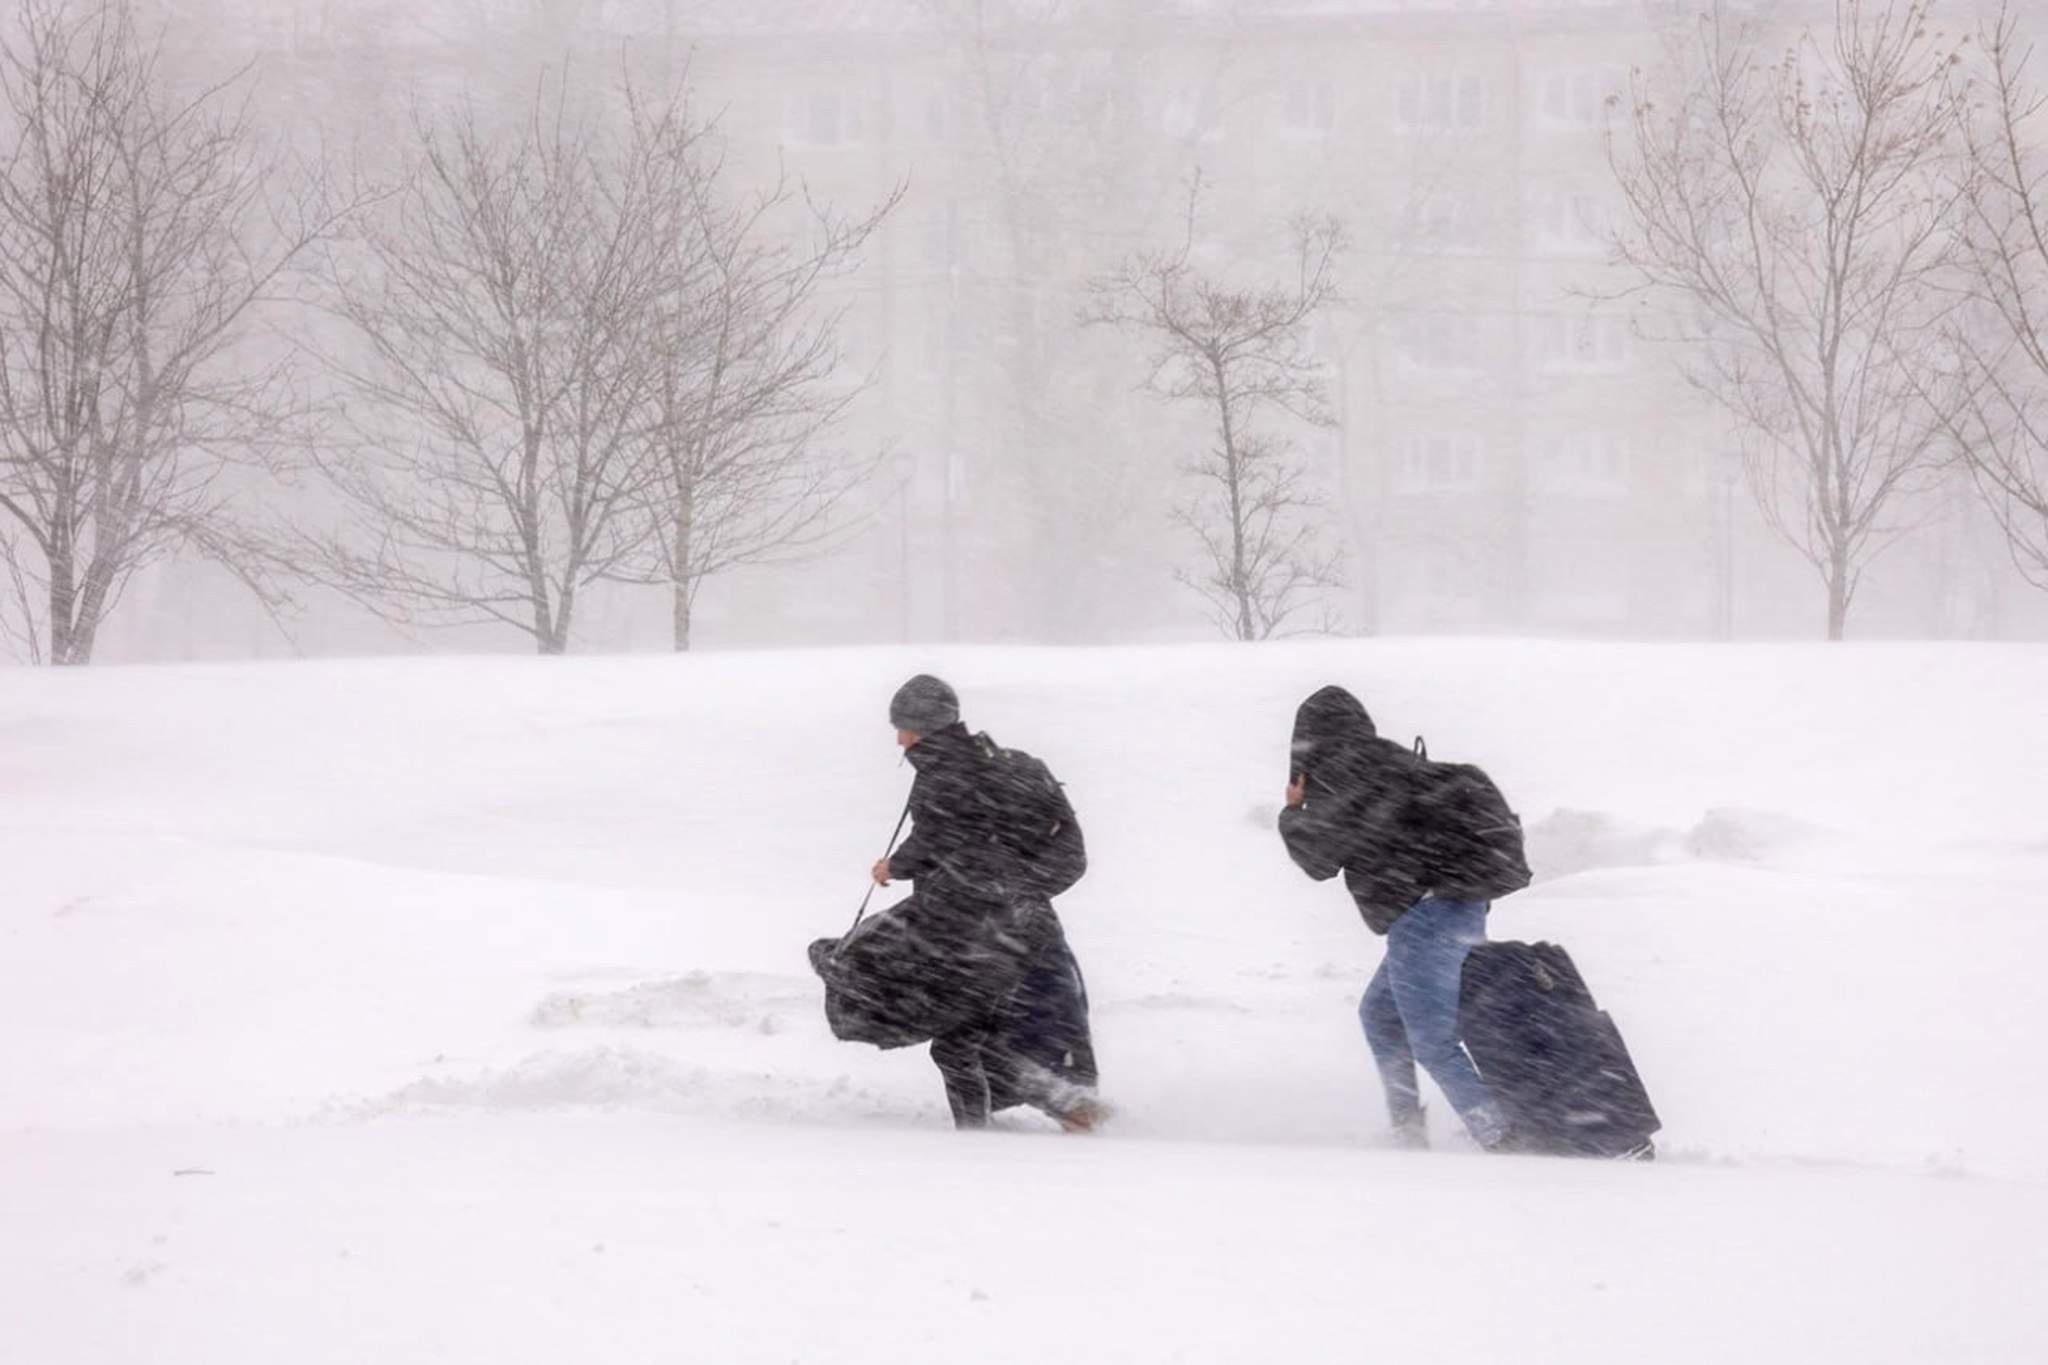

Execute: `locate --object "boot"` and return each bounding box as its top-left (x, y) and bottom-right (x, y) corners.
top-left (1052, 1091), bottom-right (1109, 1134)
top-left (1015, 1060), bottom-right (1107, 1134)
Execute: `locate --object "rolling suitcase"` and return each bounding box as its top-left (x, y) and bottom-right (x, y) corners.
top-left (1459, 940), bottom-right (1660, 1158)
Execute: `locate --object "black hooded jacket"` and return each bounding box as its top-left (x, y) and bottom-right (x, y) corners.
top-left (815, 723), bottom-right (1083, 1045)
top-left (887, 722), bottom-right (1086, 906)
top-left (1277, 686), bottom-right (1432, 935)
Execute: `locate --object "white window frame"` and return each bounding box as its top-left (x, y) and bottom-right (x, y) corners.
top-left (1531, 312), bottom-right (1634, 373)
top-left (1396, 72), bottom-right (1491, 133)
top-left (786, 91), bottom-right (865, 147)
top-left (1281, 79), bottom-right (1336, 136)
top-left (1537, 68), bottom-right (1624, 130)
top-left (1393, 430), bottom-right (1486, 494)
top-left (1395, 312), bottom-right (1484, 374)
top-left (1527, 182), bottom-right (1609, 255)
top-left (1533, 434), bottom-right (1630, 497)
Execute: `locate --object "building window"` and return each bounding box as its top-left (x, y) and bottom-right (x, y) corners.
top-left (1534, 434), bottom-right (1630, 497)
top-left (1397, 72), bottom-right (1490, 132)
top-left (1282, 80), bottom-right (1336, 135)
top-left (1527, 182), bottom-right (1610, 254)
top-left (1393, 431), bottom-right (1485, 493)
top-left (1412, 189), bottom-right (1492, 253)
top-left (1531, 312), bottom-right (1633, 372)
top-left (1538, 69), bottom-right (1624, 129)
top-left (1394, 312), bottom-right (1484, 372)
top-left (787, 91), bottom-right (865, 146)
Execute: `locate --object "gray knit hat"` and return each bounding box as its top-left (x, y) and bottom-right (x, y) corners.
top-left (889, 674), bottom-right (960, 734)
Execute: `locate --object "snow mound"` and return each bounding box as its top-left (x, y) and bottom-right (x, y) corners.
top-left (354, 1045), bottom-right (927, 1127)
top-left (530, 970), bottom-right (812, 1035)
top-left (1526, 806), bottom-right (1829, 881)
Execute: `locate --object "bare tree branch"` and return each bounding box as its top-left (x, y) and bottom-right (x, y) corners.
top-left (1941, 2), bottom-right (2048, 590)
top-left (0, 0), bottom-right (358, 663)
top-left (303, 70), bottom-right (675, 654)
top-left (1086, 179), bottom-right (1346, 639)
top-left (1605, 0), bottom-right (1966, 639)
top-left (612, 82), bottom-right (897, 650)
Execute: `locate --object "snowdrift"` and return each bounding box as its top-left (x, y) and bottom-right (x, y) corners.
top-left (3, 640), bottom-right (2043, 1363)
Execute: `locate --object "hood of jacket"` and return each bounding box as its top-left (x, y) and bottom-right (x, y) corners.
top-left (1290, 685), bottom-right (1377, 789)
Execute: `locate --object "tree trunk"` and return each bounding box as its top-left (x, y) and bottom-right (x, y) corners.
top-left (545, 575), bottom-right (577, 656)
top-left (68, 547), bottom-right (122, 667)
top-left (1211, 358), bottom-right (1254, 642)
top-left (671, 480), bottom-right (694, 652)
top-left (537, 602), bottom-right (570, 654)
top-left (528, 583), bottom-right (559, 655)
top-left (47, 540), bottom-right (82, 665)
top-left (1826, 545), bottom-right (1850, 642)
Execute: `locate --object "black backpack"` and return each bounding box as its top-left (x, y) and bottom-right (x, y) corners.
top-left (1402, 736), bottom-right (1532, 900)
top-left (973, 733), bottom-right (1085, 899)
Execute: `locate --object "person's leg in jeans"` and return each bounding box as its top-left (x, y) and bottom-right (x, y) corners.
top-left (931, 1026), bottom-right (992, 1129)
top-left (1360, 960), bottom-right (1425, 1143)
top-left (1384, 895), bottom-right (1507, 1147)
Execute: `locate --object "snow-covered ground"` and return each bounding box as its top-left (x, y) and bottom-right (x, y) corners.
top-left (3, 641), bottom-right (2044, 1363)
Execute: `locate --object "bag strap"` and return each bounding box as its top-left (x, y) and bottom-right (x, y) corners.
top-left (847, 796), bottom-right (914, 936)
top-left (1413, 735), bottom-right (1429, 760)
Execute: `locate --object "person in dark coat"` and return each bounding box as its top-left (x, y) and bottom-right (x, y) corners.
top-left (838, 674), bottom-right (1101, 1131)
top-left (1278, 685), bottom-right (1514, 1151)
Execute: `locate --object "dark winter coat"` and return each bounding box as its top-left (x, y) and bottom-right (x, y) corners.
top-left (887, 723), bottom-right (1086, 904)
top-left (1278, 685), bottom-right (1524, 935)
top-left (1278, 687), bottom-right (1423, 934)
top-left (982, 908), bottom-right (1096, 1111)
top-left (814, 724), bottom-right (1087, 1047)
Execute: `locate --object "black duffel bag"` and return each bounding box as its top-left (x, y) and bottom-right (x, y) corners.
top-left (810, 893), bottom-right (1048, 1050)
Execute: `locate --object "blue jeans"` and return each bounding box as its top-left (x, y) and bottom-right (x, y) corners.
top-left (1359, 896), bottom-right (1506, 1145)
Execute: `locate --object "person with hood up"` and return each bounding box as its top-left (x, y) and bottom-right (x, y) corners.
top-left (1278, 685), bottom-right (1526, 1151)
top-left (815, 674), bottom-right (1101, 1132)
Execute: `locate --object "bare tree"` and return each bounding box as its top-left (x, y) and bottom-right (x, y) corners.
top-left (1943, 3), bottom-right (2048, 590)
top-left (311, 79), bottom-right (675, 655)
top-left (1606, 0), bottom-right (1967, 639)
top-left (1087, 190), bottom-right (1346, 640)
top-left (910, 0), bottom-right (1255, 639)
top-left (628, 97), bottom-right (897, 651)
top-left (0, 524), bottom-right (42, 661)
top-left (0, 0), bottom-right (347, 664)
